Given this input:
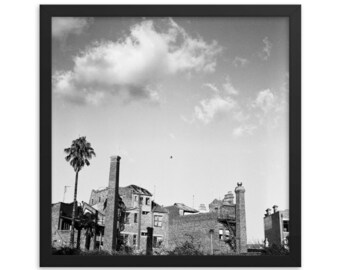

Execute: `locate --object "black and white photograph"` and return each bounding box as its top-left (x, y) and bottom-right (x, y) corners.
top-left (9, 0), bottom-right (340, 269)
top-left (50, 14), bottom-right (292, 258)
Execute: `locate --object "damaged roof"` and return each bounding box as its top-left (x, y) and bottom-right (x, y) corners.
top-left (152, 201), bottom-right (168, 213)
top-left (126, 184), bottom-right (152, 196)
top-left (173, 203), bottom-right (199, 213)
top-left (92, 184), bottom-right (152, 196)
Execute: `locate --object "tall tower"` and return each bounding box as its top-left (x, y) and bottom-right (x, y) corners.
top-left (235, 182), bottom-right (247, 253)
top-left (103, 156), bottom-right (121, 252)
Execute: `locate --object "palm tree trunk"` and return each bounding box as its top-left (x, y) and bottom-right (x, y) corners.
top-left (69, 170), bottom-right (79, 248)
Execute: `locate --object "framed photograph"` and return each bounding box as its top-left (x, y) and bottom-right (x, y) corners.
top-left (40, 5), bottom-right (301, 267)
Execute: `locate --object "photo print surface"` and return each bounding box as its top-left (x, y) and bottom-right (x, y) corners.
top-left (51, 17), bottom-right (289, 256)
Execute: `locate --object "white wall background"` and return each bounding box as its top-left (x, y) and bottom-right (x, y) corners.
top-left (0, 0), bottom-right (339, 269)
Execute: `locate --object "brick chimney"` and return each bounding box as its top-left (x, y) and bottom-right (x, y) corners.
top-left (235, 182), bottom-right (247, 253)
top-left (273, 205), bottom-right (278, 213)
top-left (103, 156), bottom-right (121, 252)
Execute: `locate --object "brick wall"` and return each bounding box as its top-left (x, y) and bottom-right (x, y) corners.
top-left (51, 203), bottom-right (61, 245)
top-left (52, 202), bottom-right (88, 248)
top-left (264, 210), bottom-right (289, 247)
top-left (89, 189), bottom-right (108, 205)
top-left (89, 186), bottom-right (140, 208)
top-left (264, 212), bottom-right (282, 246)
top-left (121, 210), bottom-right (168, 250)
top-left (168, 212), bottom-right (233, 254)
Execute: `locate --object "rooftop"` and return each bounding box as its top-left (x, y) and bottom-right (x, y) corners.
top-left (92, 184), bottom-right (152, 196)
top-left (173, 203), bottom-right (199, 213)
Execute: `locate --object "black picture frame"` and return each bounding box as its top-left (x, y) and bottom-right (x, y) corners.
top-left (40, 5), bottom-right (301, 267)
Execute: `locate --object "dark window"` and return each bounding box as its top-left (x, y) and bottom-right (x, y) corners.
top-left (134, 213), bottom-right (138, 223)
top-left (139, 196), bottom-right (143, 204)
top-left (134, 196), bottom-right (138, 202)
top-left (142, 211), bottom-right (149, 215)
top-left (283, 220), bottom-right (289, 232)
top-left (153, 236), bottom-right (163, 248)
top-left (125, 212), bottom-right (130, 224)
top-left (61, 220), bottom-right (71, 230)
top-left (154, 215), bottom-right (162, 227)
top-left (146, 197), bottom-right (150, 205)
top-left (120, 234), bottom-right (129, 244)
top-left (141, 232), bottom-right (147, 236)
top-left (133, 234), bottom-right (137, 246)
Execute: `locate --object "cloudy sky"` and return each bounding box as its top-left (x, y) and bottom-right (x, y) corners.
top-left (52, 17), bottom-right (289, 242)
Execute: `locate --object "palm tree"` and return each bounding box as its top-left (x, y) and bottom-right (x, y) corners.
top-left (64, 136), bottom-right (96, 248)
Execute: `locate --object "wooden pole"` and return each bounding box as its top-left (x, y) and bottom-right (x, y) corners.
top-left (137, 194), bottom-right (142, 250)
top-left (209, 229), bottom-right (214, 255)
top-left (92, 210), bottom-right (98, 250)
top-left (146, 227), bottom-right (153, 255)
top-left (99, 231), bottom-right (103, 250)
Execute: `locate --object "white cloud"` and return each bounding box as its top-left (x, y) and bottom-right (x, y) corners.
top-left (53, 19), bottom-right (222, 105)
top-left (252, 87), bottom-right (288, 130)
top-left (233, 125), bottom-right (257, 138)
top-left (190, 77), bottom-right (239, 124)
top-left (203, 83), bottom-right (219, 93)
top-left (233, 110), bottom-right (249, 122)
top-left (191, 83), bottom-right (287, 136)
top-left (259, 37), bottom-right (272, 61)
top-left (223, 76), bottom-right (239, 95)
top-left (194, 95), bottom-right (236, 124)
top-left (232, 56), bottom-right (249, 67)
top-left (203, 76), bottom-right (239, 96)
top-left (252, 89), bottom-right (276, 113)
top-left (52, 17), bottom-right (92, 40)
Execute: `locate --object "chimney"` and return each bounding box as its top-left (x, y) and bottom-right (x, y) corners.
top-left (235, 182), bottom-right (247, 254)
top-left (222, 191), bottom-right (235, 205)
top-left (103, 156), bottom-right (121, 252)
top-left (265, 208), bottom-right (272, 216)
top-left (273, 205), bottom-right (278, 213)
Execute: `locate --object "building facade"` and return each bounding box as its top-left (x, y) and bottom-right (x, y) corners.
top-left (51, 155), bottom-right (248, 254)
top-left (165, 183), bottom-right (247, 254)
top-left (88, 184), bottom-right (169, 250)
top-left (263, 205), bottom-right (289, 248)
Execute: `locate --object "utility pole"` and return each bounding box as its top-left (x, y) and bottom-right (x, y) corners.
top-left (153, 185), bottom-right (156, 201)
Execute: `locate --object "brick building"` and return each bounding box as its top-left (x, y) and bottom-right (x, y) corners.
top-left (88, 184), bottom-right (169, 250)
top-left (165, 183), bottom-right (247, 254)
top-left (52, 202), bottom-right (83, 248)
top-left (263, 205), bottom-right (289, 248)
top-left (52, 156), bottom-right (248, 254)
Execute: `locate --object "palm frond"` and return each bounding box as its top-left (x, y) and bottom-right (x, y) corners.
top-left (64, 136), bottom-right (96, 172)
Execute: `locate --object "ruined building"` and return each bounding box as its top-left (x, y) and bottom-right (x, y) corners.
top-left (52, 156), bottom-right (248, 254)
top-left (166, 183), bottom-right (247, 254)
top-left (263, 205), bottom-right (289, 248)
top-left (52, 156), bottom-right (168, 251)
